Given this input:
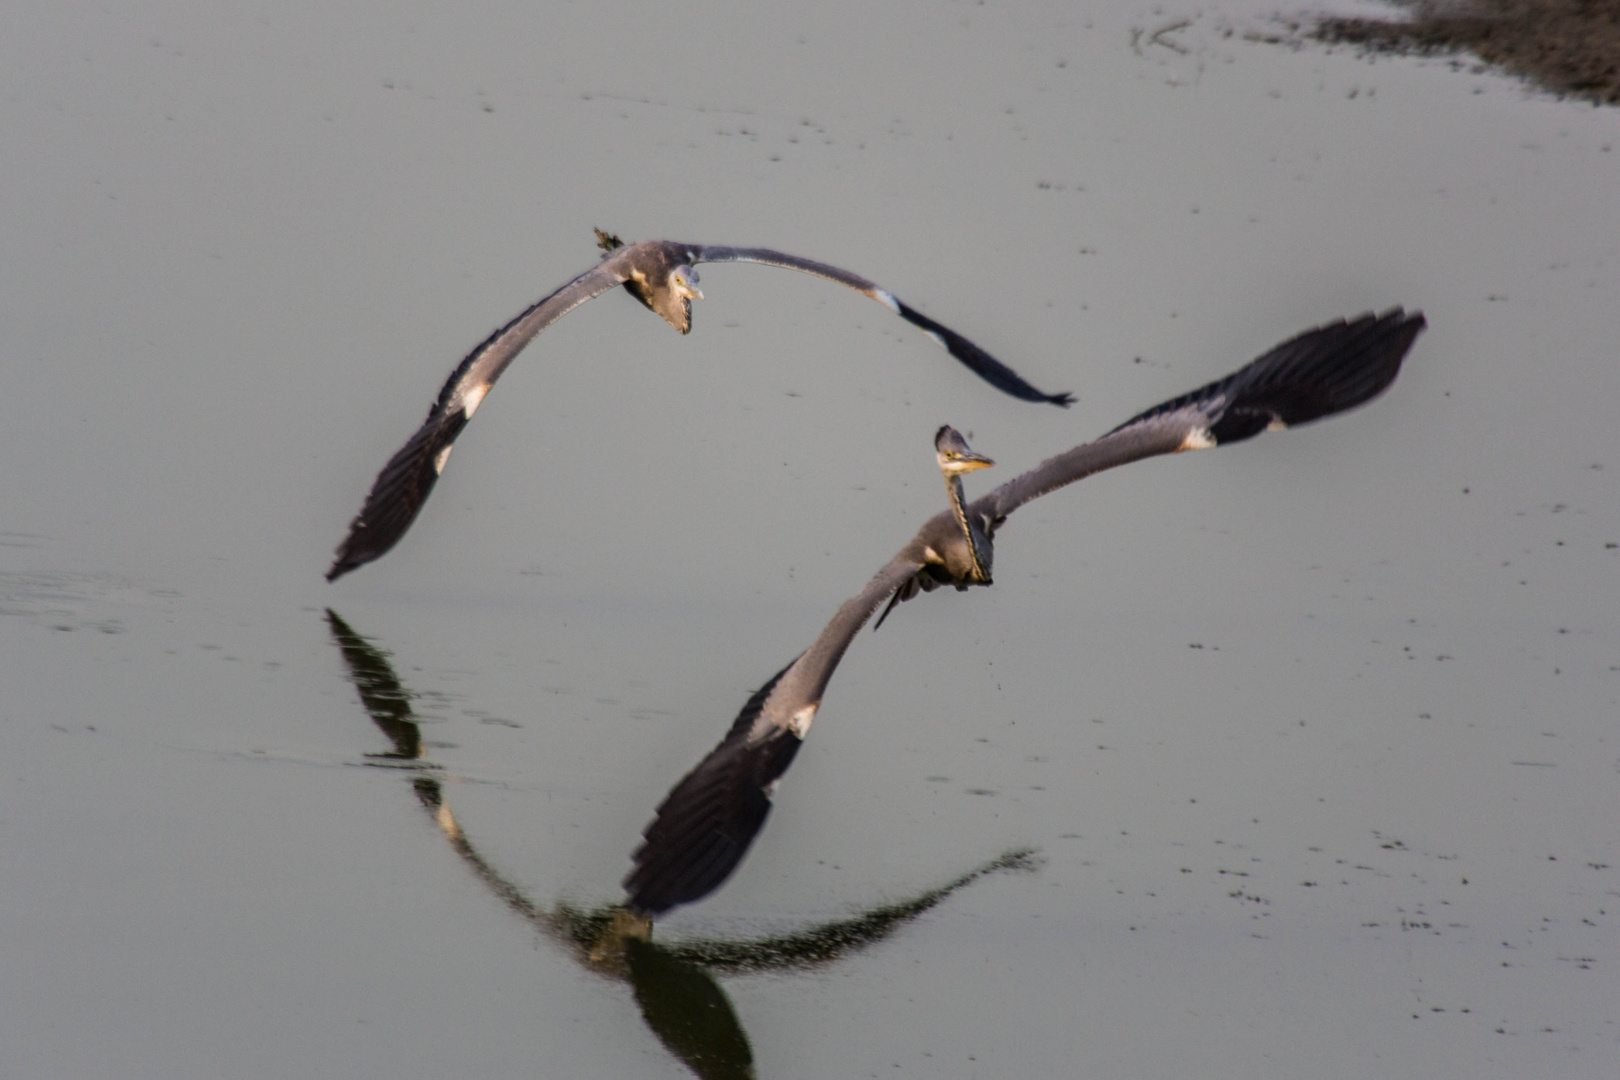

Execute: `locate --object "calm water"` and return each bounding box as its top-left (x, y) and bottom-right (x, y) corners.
top-left (3, 3), bottom-right (1617, 1077)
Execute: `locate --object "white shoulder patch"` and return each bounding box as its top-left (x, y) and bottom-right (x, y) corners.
top-left (786, 704), bottom-right (817, 739)
top-left (433, 444), bottom-right (454, 474)
top-left (873, 288), bottom-right (901, 315)
top-left (434, 801), bottom-right (461, 839)
top-left (1179, 427), bottom-right (1216, 451)
top-left (459, 384), bottom-right (489, 418)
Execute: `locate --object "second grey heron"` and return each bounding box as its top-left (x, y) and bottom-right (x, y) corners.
top-left (624, 308), bottom-right (1425, 915)
top-left (327, 231), bottom-right (1072, 582)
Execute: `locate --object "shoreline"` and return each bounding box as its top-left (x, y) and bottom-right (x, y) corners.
top-left (1315, 0), bottom-right (1620, 105)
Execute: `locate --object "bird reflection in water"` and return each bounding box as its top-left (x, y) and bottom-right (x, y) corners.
top-left (326, 609), bottom-right (1039, 1080)
top-left (326, 609), bottom-right (423, 762)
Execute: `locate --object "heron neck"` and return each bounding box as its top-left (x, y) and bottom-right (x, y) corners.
top-left (944, 472), bottom-right (989, 582)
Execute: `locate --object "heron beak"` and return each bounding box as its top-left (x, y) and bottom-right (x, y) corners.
top-left (677, 268), bottom-right (703, 301)
top-left (941, 452), bottom-right (994, 476)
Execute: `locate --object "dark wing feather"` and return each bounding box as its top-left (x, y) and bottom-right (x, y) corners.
top-left (1110, 308), bottom-right (1424, 445)
top-left (327, 409), bottom-right (469, 581)
top-left (327, 261), bottom-right (630, 581)
top-left (694, 245), bottom-right (1073, 406)
top-left (622, 548), bottom-right (950, 913)
top-left (891, 299), bottom-right (1074, 405)
top-left (980, 308), bottom-right (1424, 523)
top-left (625, 661), bottom-right (803, 916)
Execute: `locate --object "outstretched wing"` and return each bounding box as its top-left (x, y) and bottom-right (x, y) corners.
top-left (978, 308), bottom-right (1424, 524)
top-left (327, 259), bottom-right (633, 581)
top-left (625, 310), bottom-right (1421, 914)
top-left (693, 245), bottom-right (1074, 406)
top-left (624, 662), bottom-right (802, 916)
top-left (625, 553), bottom-right (923, 915)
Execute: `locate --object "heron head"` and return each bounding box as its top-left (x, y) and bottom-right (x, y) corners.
top-left (670, 265), bottom-right (703, 301)
top-left (934, 425), bottom-right (995, 476)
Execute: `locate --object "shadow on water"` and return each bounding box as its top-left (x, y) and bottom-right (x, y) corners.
top-left (325, 610), bottom-right (1040, 1079)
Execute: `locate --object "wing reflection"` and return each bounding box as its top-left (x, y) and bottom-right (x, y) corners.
top-left (408, 775), bottom-right (755, 1080)
top-left (326, 609), bottom-right (1039, 1080)
top-left (412, 776), bottom-right (1033, 1079)
top-left (325, 609), bottom-right (424, 762)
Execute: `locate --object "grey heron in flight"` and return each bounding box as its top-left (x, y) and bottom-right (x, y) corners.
top-left (624, 308), bottom-right (1425, 915)
top-left (326, 230), bottom-right (1072, 581)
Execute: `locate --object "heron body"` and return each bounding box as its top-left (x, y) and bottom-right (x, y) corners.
top-left (599, 231), bottom-right (705, 332)
top-left (326, 232), bottom-right (1070, 581)
top-left (873, 426), bottom-right (997, 626)
top-left (625, 308), bottom-right (1426, 916)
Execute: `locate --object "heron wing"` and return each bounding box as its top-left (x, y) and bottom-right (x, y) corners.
top-left (624, 661), bottom-right (801, 915)
top-left (977, 309), bottom-right (1423, 524)
top-left (692, 245), bottom-right (1073, 406)
top-left (623, 552), bottom-right (923, 915)
top-left (327, 257), bottom-right (634, 581)
top-left (623, 309), bottom-right (1422, 915)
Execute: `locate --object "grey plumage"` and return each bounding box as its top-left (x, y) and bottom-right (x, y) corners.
top-left (328, 234), bottom-right (1071, 581)
top-left (624, 308), bottom-right (1425, 915)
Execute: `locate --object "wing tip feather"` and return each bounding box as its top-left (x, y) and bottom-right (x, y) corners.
top-left (621, 661), bottom-right (802, 915)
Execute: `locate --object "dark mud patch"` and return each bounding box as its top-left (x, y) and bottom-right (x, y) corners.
top-left (1315, 0), bottom-right (1620, 105)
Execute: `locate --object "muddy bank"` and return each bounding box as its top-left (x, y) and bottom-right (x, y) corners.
top-left (1316, 0), bottom-right (1620, 105)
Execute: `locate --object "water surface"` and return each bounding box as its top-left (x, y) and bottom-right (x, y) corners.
top-left (3, 3), bottom-right (1617, 1077)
